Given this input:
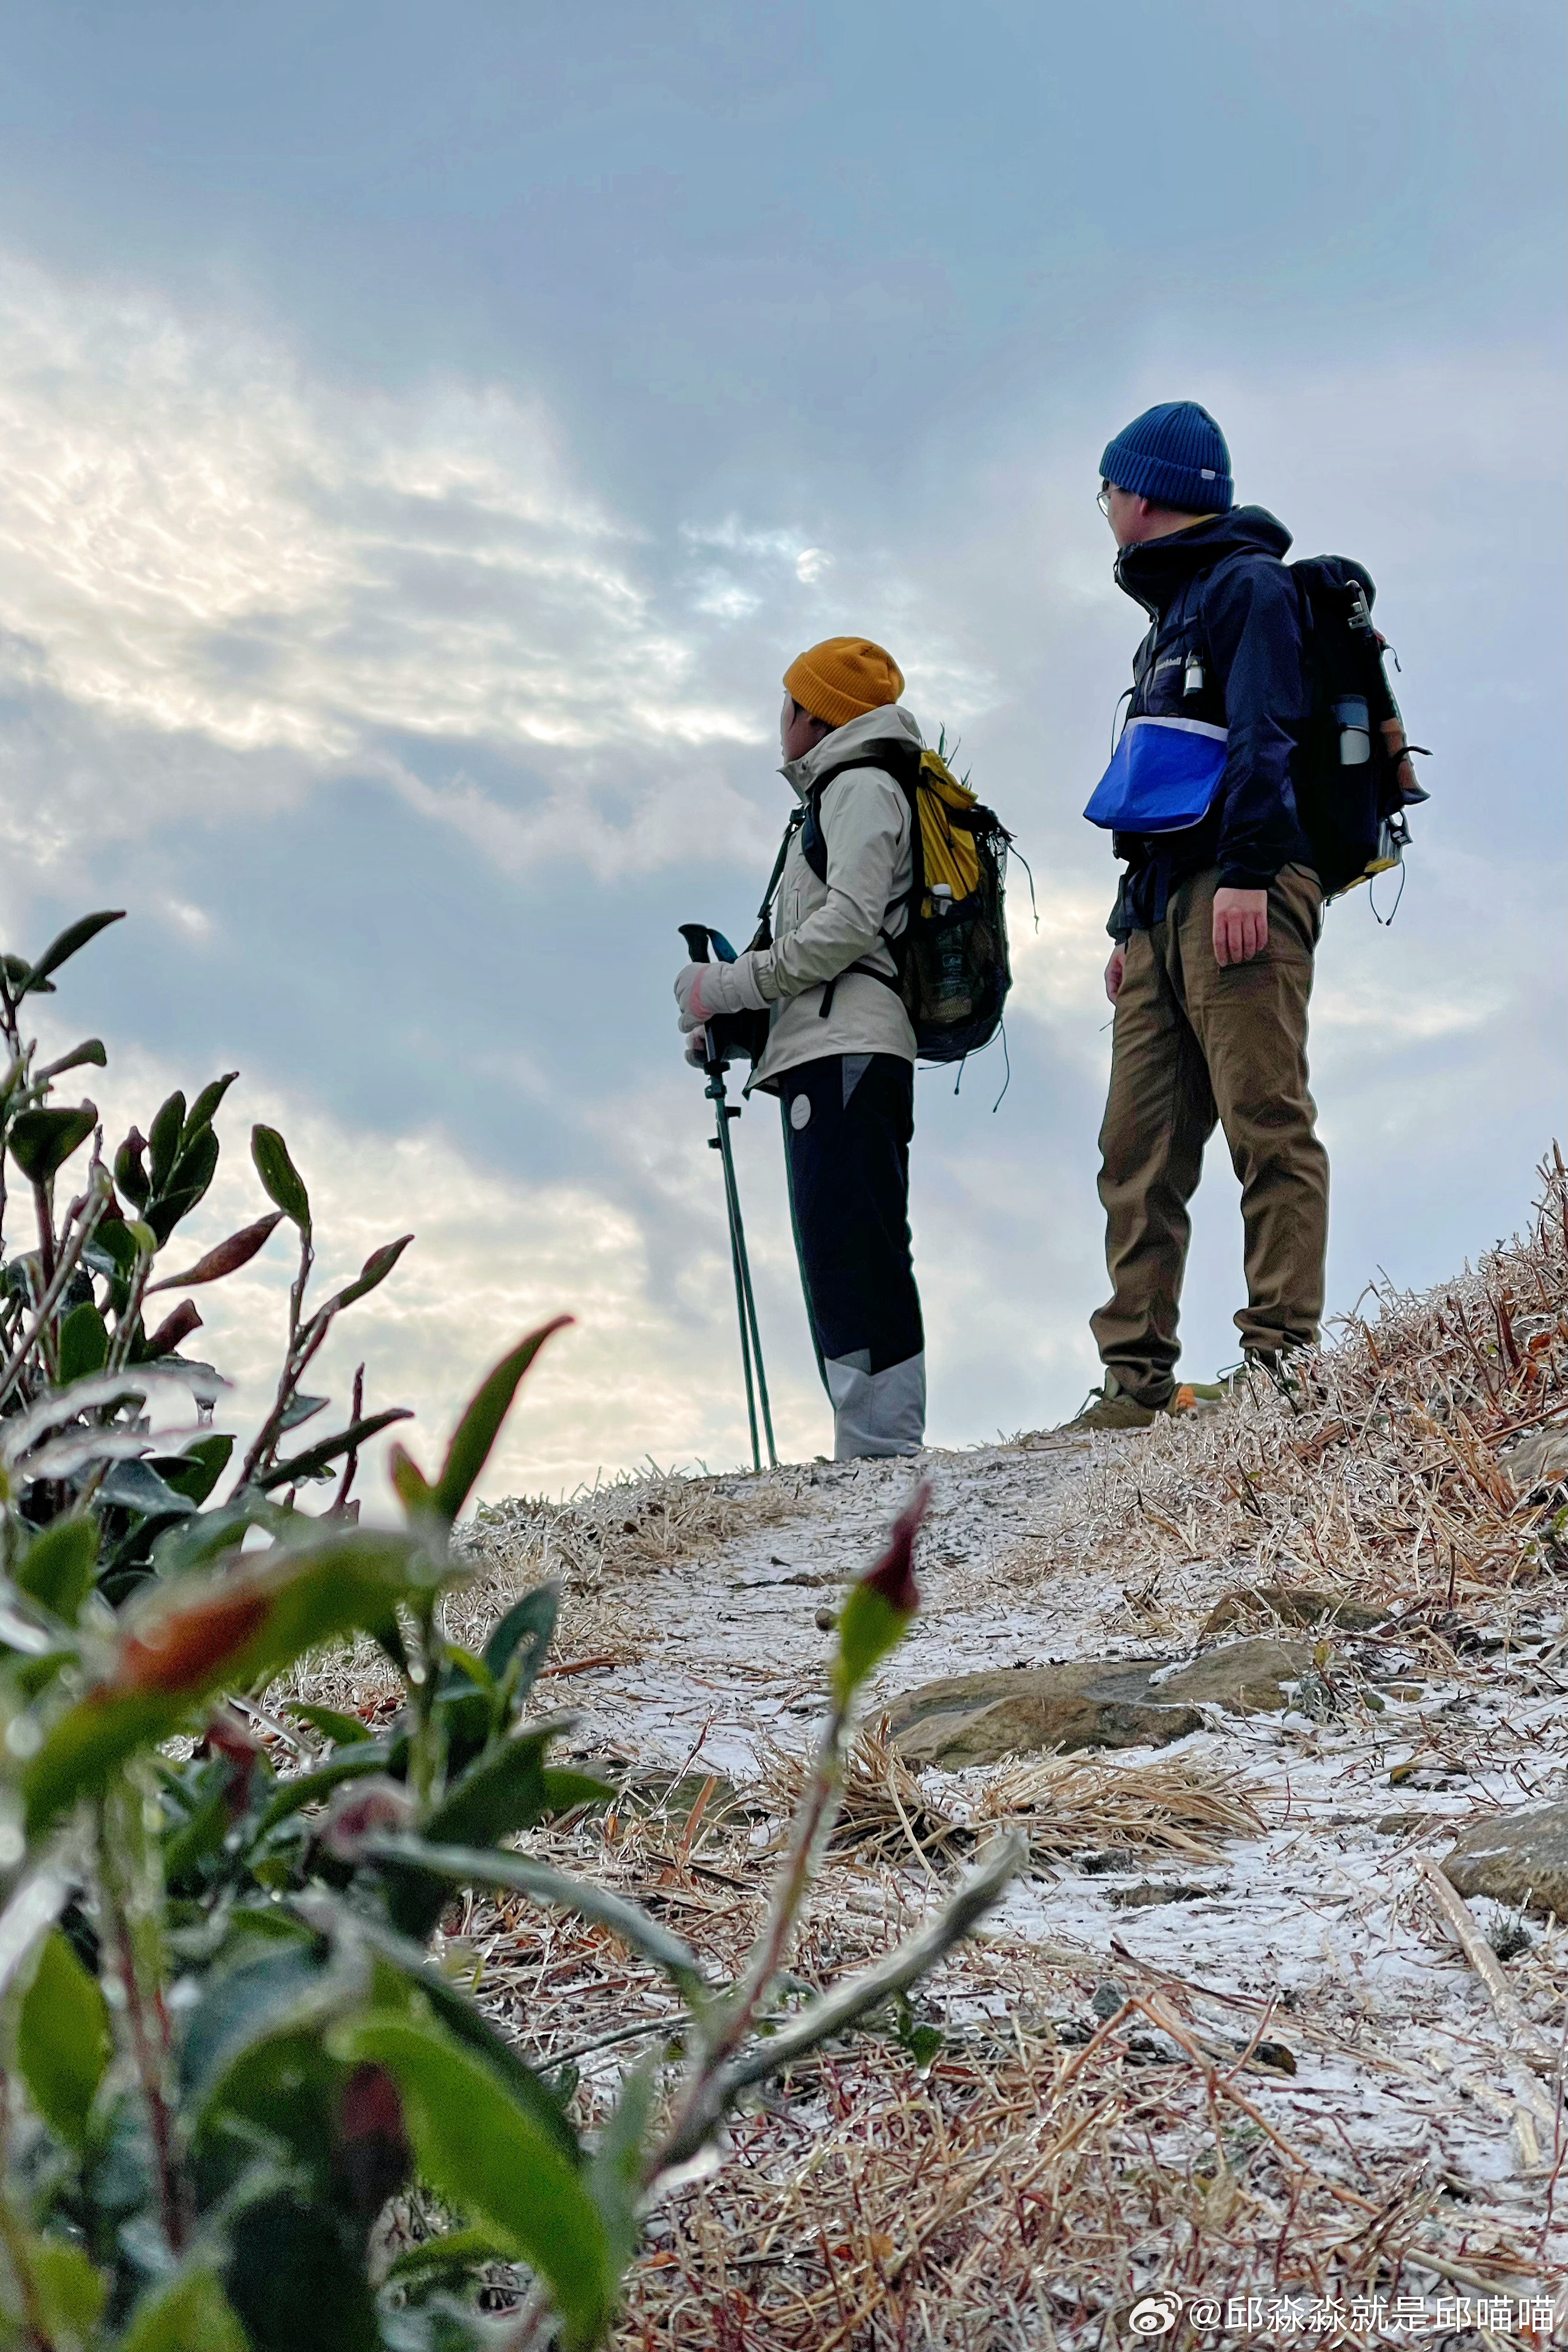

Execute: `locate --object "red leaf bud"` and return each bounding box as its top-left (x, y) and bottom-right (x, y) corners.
top-left (200, 1705), bottom-right (263, 1818)
top-left (858, 1481), bottom-right (931, 1616)
top-left (144, 1299), bottom-right (204, 1357)
top-left (335, 2062), bottom-right (411, 2221)
top-left (318, 1775), bottom-right (415, 1861)
top-left (115, 1589), bottom-right (271, 1696)
top-left (145, 1210), bottom-right (285, 1294)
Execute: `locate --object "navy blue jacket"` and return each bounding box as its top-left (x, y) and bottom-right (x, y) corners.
top-left (1108, 506), bottom-right (1314, 934)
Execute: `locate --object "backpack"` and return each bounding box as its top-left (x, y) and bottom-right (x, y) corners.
top-left (1289, 556), bottom-right (1430, 900)
top-left (786, 737), bottom-right (1014, 1065)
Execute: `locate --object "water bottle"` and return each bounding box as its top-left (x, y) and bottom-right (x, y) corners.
top-left (1334, 695), bottom-right (1372, 766)
top-left (927, 885), bottom-right (973, 1018)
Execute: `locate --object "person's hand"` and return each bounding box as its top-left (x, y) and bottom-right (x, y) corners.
top-left (684, 1025), bottom-right (711, 1069)
top-left (1104, 945), bottom-right (1127, 1005)
top-left (1212, 886), bottom-right (1269, 967)
top-left (674, 961), bottom-right (713, 1031)
top-left (674, 952), bottom-right (766, 1032)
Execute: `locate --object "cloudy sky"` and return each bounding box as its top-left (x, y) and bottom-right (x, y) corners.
top-left (1, 1), bottom-right (1563, 1503)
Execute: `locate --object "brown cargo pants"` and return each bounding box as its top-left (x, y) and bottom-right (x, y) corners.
top-left (1091, 863), bottom-right (1329, 1407)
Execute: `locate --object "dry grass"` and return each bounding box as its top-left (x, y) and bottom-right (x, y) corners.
top-left (466, 1462), bottom-right (813, 1595)
top-left (390, 1794), bottom-right (1559, 2349)
top-left (759, 1724), bottom-right (1266, 1883)
top-left (761, 1721), bottom-right (973, 1876)
top-left (1014, 1148), bottom-right (1568, 1652)
top-left (975, 1749), bottom-right (1267, 1868)
top-left (332, 1157), bottom-right (1568, 2344)
top-left (612, 1995), bottom-right (1549, 2350)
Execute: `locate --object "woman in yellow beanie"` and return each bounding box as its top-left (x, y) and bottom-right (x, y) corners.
top-left (673, 637), bottom-right (927, 1460)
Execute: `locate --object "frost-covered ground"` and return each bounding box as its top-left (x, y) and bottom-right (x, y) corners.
top-left (535, 1444), bottom-right (1102, 1778)
top-left (461, 1415), bottom-right (1568, 2336)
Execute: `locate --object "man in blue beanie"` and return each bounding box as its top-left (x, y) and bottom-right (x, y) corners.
top-left (1072, 400), bottom-right (1329, 1429)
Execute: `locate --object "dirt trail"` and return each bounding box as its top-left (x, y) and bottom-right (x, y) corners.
top-left (346, 1162), bottom-right (1568, 2339)
top-left (532, 1440), bottom-right (1101, 1781)
top-left (456, 1389), bottom-right (1567, 2340)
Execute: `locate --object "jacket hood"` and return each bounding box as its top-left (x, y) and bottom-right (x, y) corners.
top-left (1114, 504), bottom-right (1292, 616)
top-left (781, 701), bottom-right (923, 800)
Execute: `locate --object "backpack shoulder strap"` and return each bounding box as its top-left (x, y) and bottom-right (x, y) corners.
top-left (797, 745), bottom-right (922, 1018)
top-left (819, 742), bottom-right (923, 789)
top-left (752, 805), bottom-right (803, 944)
top-left (799, 742), bottom-right (919, 879)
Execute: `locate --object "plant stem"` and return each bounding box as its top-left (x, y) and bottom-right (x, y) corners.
top-left (494, 2282), bottom-right (554, 2351)
top-left (237, 1222), bottom-right (325, 1485)
top-left (104, 1248), bottom-right (152, 1378)
top-left (650, 1832), bottom-right (1025, 2179)
top-left (331, 1363), bottom-right (367, 1515)
top-left (96, 1788), bottom-right (186, 2255)
top-left (721, 1699), bottom-right (846, 2057)
top-left (31, 1182), bottom-right (55, 1295)
top-left (0, 1184), bottom-right (110, 1408)
top-left (0, 985), bottom-right (21, 1265)
top-left (406, 1595), bottom-right (444, 1807)
top-left (650, 1689), bottom-right (850, 2177)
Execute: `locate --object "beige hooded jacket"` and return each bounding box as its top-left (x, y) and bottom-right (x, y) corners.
top-left (744, 702), bottom-right (922, 1091)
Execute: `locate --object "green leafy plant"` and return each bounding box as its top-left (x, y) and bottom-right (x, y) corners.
top-left (0, 913), bottom-right (1021, 2350)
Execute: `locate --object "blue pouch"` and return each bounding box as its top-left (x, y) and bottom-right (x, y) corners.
top-left (1083, 717), bottom-right (1229, 834)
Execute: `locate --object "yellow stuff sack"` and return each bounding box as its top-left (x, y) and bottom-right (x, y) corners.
top-left (913, 747), bottom-right (984, 910)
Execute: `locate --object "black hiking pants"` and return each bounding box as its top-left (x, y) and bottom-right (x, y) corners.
top-left (778, 1053), bottom-right (925, 1459)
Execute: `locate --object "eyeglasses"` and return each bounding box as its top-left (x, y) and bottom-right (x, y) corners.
top-left (1096, 481), bottom-right (1112, 519)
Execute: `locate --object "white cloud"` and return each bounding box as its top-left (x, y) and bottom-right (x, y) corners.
top-left (0, 253), bottom-right (763, 863)
top-left (1007, 883), bottom-right (1117, 1035)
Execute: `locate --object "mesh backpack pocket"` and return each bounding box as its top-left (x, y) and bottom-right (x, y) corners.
top-left (1290, 556), bottom-right (1430, 900)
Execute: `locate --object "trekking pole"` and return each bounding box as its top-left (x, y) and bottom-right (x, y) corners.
top-left (679, 923), bottom-right (777, 1472)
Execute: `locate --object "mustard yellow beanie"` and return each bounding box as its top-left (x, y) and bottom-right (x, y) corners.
top-left (784, 637), bottom-right (905, 729)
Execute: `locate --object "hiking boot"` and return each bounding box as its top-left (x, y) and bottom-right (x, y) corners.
top-left (1065, 1372), bottom-right (1232, 1433)
top-left (1063, 1372), bottom-right (1162, 1431)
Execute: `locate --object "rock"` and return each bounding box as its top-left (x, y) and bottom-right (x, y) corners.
top-left (1441, 1802), bottom-right (1568, 1921)
top-left (893, 1692), bottom-right (1203, 1768)
top-left (1501, 1426), bottom-right (1568, 1494)
top-left (886, 1657), bottom-right (1203, 1766)
top-left (1151, 1637), bottom-right (1313, 1713)
top-left (886, 1637), bottom-right (1309, 1767)
top-left (1077, 1848), bottom-right (1139, 1876)
top-left (1203, 1585), bottom-right (1388, 1637)
top-left (1109, 1880), bottom-right (1222, 1909)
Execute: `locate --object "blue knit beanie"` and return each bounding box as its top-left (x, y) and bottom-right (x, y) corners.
top-left (1099, 401), bottom-right (1233, 513)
